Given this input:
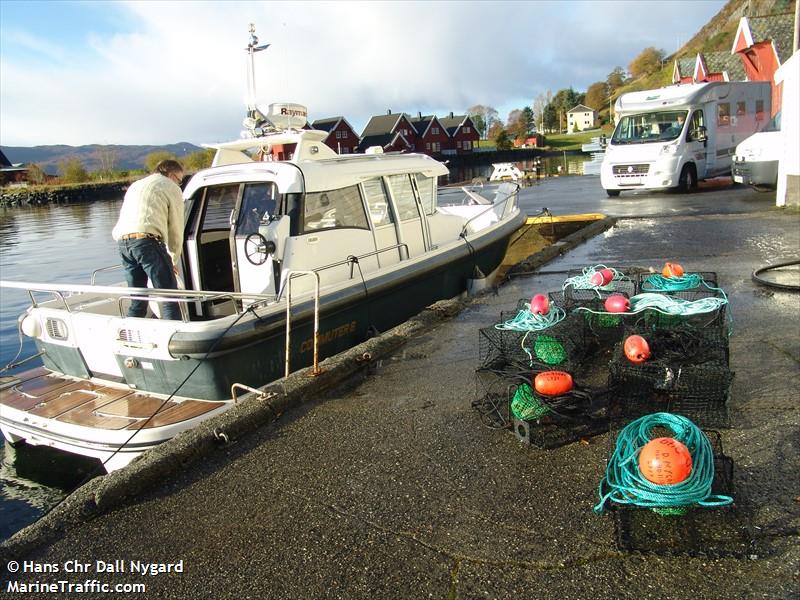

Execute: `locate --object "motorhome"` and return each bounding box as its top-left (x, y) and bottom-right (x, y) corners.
top-left (601, 81), bottom-right (771, 196)
top-left (732, 111), bottom-right (781, 188)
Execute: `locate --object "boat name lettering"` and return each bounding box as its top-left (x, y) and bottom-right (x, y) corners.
top-left (300, 321), bottom-right (356, 352)
top-left (280, 107), bottom-right (307, 118)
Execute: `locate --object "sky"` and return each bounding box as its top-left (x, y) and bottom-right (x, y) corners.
top-left (0, 0), bottom-right (728, 147)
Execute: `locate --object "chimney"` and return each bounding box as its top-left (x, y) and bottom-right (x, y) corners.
top-left (449, 111), bottom-right (454, 118)
top-left (387, 109), bottom-right (392, 115)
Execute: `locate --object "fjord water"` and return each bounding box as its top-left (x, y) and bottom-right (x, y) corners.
top-left (0, 199), bottom-right (123, 540)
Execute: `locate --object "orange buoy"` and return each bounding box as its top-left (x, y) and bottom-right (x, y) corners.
top-left (533, 371), bottom-right (573, 396)
top-left (530, 294), bottom-right (550, 315)
top-left (604, 295), bottom-right (630, 313)
top-left (662, 262), bottom-right (685, 278)
top-left (638, 437), bottom-right (692, 485)
top-left (623, 335), bottom-right (651, 363)
top-left (590, 268), bottom-right (614, 286)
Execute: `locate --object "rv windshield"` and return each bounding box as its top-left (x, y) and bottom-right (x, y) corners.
top-left (611, 110), bottom-right (689, 144)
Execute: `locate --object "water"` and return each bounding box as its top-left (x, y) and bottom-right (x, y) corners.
top-left (446, 153), bottom-right (593, 184)
top-left (0, 199), bottom-right (123, 541)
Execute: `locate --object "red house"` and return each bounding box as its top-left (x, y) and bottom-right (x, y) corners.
top-left (732, 13), bottom-right (795, 116)
top-left (409, 113), bottom-right (450, 155)
top-left (311, 117), bottom-right (359, 154)
top-left (672, 51), bottom-right (744, 85)
top-left (358, 111), bottom-right (416, 153)
top-left (439, 113), bottom-right (479, 154)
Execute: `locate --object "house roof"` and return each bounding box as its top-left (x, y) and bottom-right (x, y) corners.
top-left (567, 104), bottom-right (595, 114)
top-left (0, 148), bottom-right (12, 168)
top-left (357, 132), bottom-right (411, 152)
top-left (361, 113), bottom-right (406, 137)
top-left (675, 56), bottom-right (696, 78)
top-left (703, 51), bottom-right (745, 81)
top-left (311, 117), bottom-right (343, 132)
top-left (439, 115), bottom-right (469, 136)
top-left (409, 115), bottom-right (435, 137)
top-left (745, 13), bottom-right (795, 64)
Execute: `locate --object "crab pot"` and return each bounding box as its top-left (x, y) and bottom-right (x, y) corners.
top-left (610, 430), bottom-right (743, 556)
top-left (636, 272), bottom-right (720, 296)
top-left (478, 306), bottom-right (589, 372)
top-left (639, 302), bottom-right (728, 334)
top-left (607, 389), bottom-right (730, 429)
top-left (563, 269), bottom-right (637, 302)
top-left (574, 295), bottom-right (633, 348)
top-left (510, 383), bottom-right (608, 449)
top-left (470, 370), bottom-right (514, 430)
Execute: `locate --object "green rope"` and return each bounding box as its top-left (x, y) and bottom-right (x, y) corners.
top-left (563, 264), bottom-right (632, 295)
top-left (510, 383), bottom-right (550, 420)
top-left (593, 412), bottom-right (733, 514)
top-left (641, 273), bottom-right (728, 301)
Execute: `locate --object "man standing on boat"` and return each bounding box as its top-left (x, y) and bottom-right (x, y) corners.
top-left (112, 159), bottom-right (185, 320)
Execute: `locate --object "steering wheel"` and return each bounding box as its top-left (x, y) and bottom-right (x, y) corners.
top-left (244, 233), bottom-right (274, 265)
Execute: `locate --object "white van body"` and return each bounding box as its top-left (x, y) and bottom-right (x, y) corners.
top-left (601, 81), bottom-right (771, 196)
top-left (732, 112), bottom-right (781, 188)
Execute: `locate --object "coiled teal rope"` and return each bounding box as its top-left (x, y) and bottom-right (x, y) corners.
top-left (593, 412), bottom-right (733, 514)
top-left (577, 292), bottom-right (727, 316)
top-left (563, 264), bottom-right (632, 294)
top-left (641, 273), bottom-right (728, 301)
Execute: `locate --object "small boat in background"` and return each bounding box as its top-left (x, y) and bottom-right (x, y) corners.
top-left (489, 163), bottom-right (523, 182)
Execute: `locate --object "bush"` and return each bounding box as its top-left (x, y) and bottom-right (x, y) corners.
top-left (58, 157), bottom-right (89, 183)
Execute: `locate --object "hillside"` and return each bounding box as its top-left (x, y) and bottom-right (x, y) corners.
top-left (0, 143), bottom-right (204, 175)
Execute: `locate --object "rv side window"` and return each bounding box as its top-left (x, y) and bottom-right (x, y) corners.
top-left (386, 174), bottom-right (420, 221)
top-left (415, 174), bottom-right (436, 216)
top-left (236, 182), bottom-right (278, 236)
top-left (687, 110), bottom-right (705, 142)
top-left (717, 103), bottom-right (730, 126)
top-left (303, 185), bottom-right (368, 232)
top-left (362, 178), bottom-right (395, 227)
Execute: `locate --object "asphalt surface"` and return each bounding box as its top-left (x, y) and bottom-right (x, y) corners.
top-left (3, 177), bottom-right (799, 599)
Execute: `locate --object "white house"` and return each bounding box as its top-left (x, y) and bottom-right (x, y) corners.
top-left (567, 104), bottom-right (598, 132)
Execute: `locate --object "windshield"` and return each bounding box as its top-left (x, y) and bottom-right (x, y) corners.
top-left (611, 110), bottom-right (689, 144)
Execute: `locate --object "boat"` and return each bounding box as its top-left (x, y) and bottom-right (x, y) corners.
top-left (0, 26), bottom-right (526, 472)
top-left (489, 162), bottom-right (523, 182)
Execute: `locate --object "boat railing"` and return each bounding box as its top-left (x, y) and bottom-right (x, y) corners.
top-left (459, 182), bottom-right (520, 236)
top-left (0, 280), bottom-right (277, 322)
top-left (90, 264), bottom-right (124, 285)
top-left (284, 270), bottom-right (321, 378)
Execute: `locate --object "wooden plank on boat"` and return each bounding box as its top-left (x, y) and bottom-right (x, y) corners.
top-left (0, 373), bottom-right (78, 411)
top-left (126, 400), bottom-right (227, 430)
top-left (56, 397), bottom-right (147, 430)
top-left (29, 383), bottom-right (134, 419)
top-left (0, 366), bottom-right (49, 392)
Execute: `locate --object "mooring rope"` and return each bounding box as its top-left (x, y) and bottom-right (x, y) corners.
top-left (593, 412), bottom-right (733, 514)
top-left (562, 264), bottom-right (632, 294)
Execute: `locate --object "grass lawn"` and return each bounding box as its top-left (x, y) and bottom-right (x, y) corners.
top-left (544, 128), bottom-right (611, 151)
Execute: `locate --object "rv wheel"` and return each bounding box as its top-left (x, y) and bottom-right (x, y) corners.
top-left (606, 189), bottom-right (621, 197)
top-left (677, 164), bottom-right (697, 193)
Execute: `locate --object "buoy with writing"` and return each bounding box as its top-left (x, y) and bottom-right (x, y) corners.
top-left (534, 371), bottom-right (573, 396)
top-left (623, 334), bottom-right (651, 363)
top-left (638, 437), bottom-right (693, 485)
top-left (530, 294), bottom-right (550, 315)
top-left (662, 262), bottom-right (685, 278)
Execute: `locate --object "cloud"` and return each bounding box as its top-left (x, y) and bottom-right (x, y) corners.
top-left (0, 0), bottom-right (726, 146)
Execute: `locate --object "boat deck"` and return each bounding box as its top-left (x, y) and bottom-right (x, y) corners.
top-left (0, 368), bottom-right (226, 430)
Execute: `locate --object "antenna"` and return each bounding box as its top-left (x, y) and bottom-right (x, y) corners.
top-left (245, 23), bottom-right (270, 111)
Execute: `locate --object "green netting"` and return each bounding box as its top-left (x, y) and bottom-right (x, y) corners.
top-left (510, 384), bottom-right (550, 420)
top-left (533, 335), bottom-right (567, 365)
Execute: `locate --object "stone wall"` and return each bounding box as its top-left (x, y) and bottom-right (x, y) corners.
top-left (0, 181), bottom-right (130, 207)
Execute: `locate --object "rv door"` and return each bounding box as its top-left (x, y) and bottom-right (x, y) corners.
top-left (686, 109), bottom-right (708, 178)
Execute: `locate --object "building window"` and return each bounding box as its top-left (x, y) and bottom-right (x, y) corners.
top-left (335, 131), bottom-right (342, 139)
top-left (426, 142), bottom-right (431, 150)
top-left (736, 101), bottom-right (746, 117)
top-left (341, 130), bottom-right (348, 139)
top-left (463, 126), bottom-right (470, 134)
top-left (755, 99), bottom-right (765, 121)
top-left (455, 140), bottom-right (461, 149)
top-left (432, 127), bottom-right (439, 135)
top-left (341, 147), bottom-right (349, 154)
top-left (464, 140), bottom-right (471, 150)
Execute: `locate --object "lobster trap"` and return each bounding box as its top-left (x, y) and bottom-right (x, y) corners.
top-left (510, 381), bottom-right (608, 449)
top-left (562, 269), bottom-right (637, 303)
top-left (610, 430), bottom-right (747, 557)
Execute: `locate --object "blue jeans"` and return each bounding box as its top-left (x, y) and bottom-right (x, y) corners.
top-left (118, 238), bottom-right (181, 320)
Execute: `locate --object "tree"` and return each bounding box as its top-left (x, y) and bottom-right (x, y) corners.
top-left (26, 163), bottom-right (46, 185)
top-left (506, 109), bottom-right (527, 140)
top-left (522, 107), bottom-right (535, 134)
top-left (487, 119), bottom-right (503, 140)
top-left (533, 93), bottom-right (549, 132)
top-left (144, 151), bottom-right (177, 172)
top-left (94, 147), bottom-right (119, 181)
top-left (607, 66), bottom-right (626, 94)
top-left (467, 104), bottom-right (499, 139)
top-left (584, 82), bottom-right (609, 111)
top-left (629, 47), bottom-right (665, 79)
top-left (494, 128), bottom-right (513, 151)
top-left (182, 149), bottom-right (215, 172)
top-left (58, 157), bottom-right (88, 183)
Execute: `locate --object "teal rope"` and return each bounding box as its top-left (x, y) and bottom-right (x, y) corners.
top-left (577, 292), bottom-right (727, 317)
top-left (495, 307), bottom-right (567, 366)
top-left (593, 412), bottom-right (733, 514)
top-left (641, 273), bottom-right (728, 301)
top-left (563, 264), bottom-right (632, 294)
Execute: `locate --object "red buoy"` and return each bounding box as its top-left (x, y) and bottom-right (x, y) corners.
top-left (534, 371), bottom-right (573, 396)
top-left (604, 295), bottom-right (630, 313)
top-left (530, 294), bottom-right (550, 315)
top-left (662, 262), bottom-right (685, 278)
top-left (590, 268), bottom-right (614, 286)
top-left (623, 335), bottom-right (651, 363)
top-left (638, 437), bottom-right (692, 485)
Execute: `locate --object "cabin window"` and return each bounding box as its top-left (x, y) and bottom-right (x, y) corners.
top-left (387, 174), bottom-right (420, 221)
top-left (236, 182), bottom-right (278, 236)
top-left (464, 126), bottom-right (471, 134)
top-left (755, 99), bottom-right (765, 121)
top-left (736, 101), bottom-right (746, 117)
top-left (202, 184), bottom-right (240, 231)
top-left (717, 103), bottom-right (730, 126)
top-left (415, 174), bottom-right (436, 216)
top-left (303, 185), bottom-right (368, 232)
top-left (687, 109), bottom-right (705, 142)
top-left (362, 177), bottom-right (395, 227)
